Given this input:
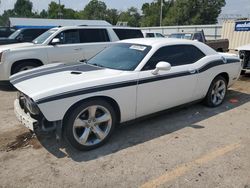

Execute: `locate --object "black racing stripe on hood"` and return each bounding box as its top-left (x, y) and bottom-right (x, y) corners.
top-left (11, 63), bottom-right (103, 85)
top-left (10, 62), bottom-right (81, 80)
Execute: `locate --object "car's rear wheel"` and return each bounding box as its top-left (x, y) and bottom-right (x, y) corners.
top-left (64, 100), bottom-right (117, 151)
top-left (241, 70), bottom-right (246, 75)
top-left (204, 76), bottom-right (227, 107)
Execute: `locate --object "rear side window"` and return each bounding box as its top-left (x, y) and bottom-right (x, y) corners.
top-left (79, 29), bottom-right (110, 43)
top-left (146, 33), bottom-right (155, 38)
top-left (143, 45), bottom-right (205, 70)
top-left (23, 29), bottom-right (47, 40)
top-left (156, 33), bottom-right (164, 38)
top-left (113, 29), bottom-right (143, 40)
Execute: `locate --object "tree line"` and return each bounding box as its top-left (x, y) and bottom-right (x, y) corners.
top-left (0, 0), bottom-right (226, 27)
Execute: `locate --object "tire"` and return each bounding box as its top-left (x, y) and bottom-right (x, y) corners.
top-left (12, 61), bottom-right (40, 75)
top-left (241, 70), bottom-right (246, 75)
top-left (64, 99), bottom-right (117, 151)
top-left (204, 76), bottom-right (228, 107)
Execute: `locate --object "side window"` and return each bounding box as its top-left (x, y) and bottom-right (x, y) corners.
top-left (143, 45), bottom-right (205, 71)
top-left (193, 33), bottom-right (203, 42)
top-left (55, 29), bottom-right (80, 44)
top-left (113, 29), bottom-right (143, 40)
top-left (23, 29), bottom-right (46, 40)
top-left (146, 33), bottom-right (155, 38)
top-left (79, 29), bottom-right (110, 43)
top-left (35, 29), bottom-right (47, 37)
top-left (20, 30), bottom-right (36, 41)
top-left (156, 33), bottom-right (164, 38)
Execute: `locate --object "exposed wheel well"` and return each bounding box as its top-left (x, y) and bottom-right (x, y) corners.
top-left (11, 59), bottom-right (43, 75)
top-left (63, 96), bottom-right (121, 127)
top-left (216, 72), bottom-right (229, 85)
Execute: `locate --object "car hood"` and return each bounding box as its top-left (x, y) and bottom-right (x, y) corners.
top-left (10, 63), bottom-right (125, 102)
top-left (236, 44), bottom-right (250, 51)
top-left (0, 42), bottom-right (34, 52)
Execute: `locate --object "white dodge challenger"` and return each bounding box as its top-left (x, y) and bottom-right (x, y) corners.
top-left (11, 38), bottom-right (241, 151)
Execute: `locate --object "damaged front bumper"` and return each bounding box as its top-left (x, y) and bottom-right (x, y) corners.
top-left (14, 99), bottom-right (63, 140)
top-left (14, 99), bottom-right (38, 131)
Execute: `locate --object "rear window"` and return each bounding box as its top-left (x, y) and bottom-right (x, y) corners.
top-left (79, 29), bottom-right (110, 43)
top-left (146, 33), bottom-right (155, 38)
top-left (113, 29), bottom-right (143, 40)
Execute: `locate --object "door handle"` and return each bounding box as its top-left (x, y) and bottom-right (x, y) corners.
top-left (74, 48), bottom-right (82, 51)
top-left (189, 69), bottom-right (197, 74)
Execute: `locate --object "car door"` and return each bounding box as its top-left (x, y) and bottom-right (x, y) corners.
top-left (47, 29), bottom-right (85, 64)
top-left (136, 45), bottom-right (205, 118)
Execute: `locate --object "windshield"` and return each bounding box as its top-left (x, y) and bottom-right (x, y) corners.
top-left (169, 33), bottom-right (192, 40)
top-left (87, 43), bottom-right (151, 71)
top-left (33, 29), bottom-right (58, 44)
top-left (8, 29), bottom-right (22, 39)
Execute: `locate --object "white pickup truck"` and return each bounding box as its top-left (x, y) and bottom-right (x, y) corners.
top-left (0, 26), bottom-right (143, 83)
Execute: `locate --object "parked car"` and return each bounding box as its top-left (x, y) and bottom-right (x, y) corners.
top-left (0, 28), bottom-right (49, 45)
top-left (168, 30), bottom-right (229, 52)
top-left (0, 26), bottom-right (143, 83)
top-left (143, 32), bottom-right (165, 38)
top-left (0, 27), bottom-right (16, 38)
top-left (237, 44), bottom-right (250, 74)
top-left (11, 38), bottom-right (241, 151)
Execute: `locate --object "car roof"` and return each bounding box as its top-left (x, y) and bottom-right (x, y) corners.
top-left (119, 38), bottom-right (200, 46)
top-left (53, 26), bottom-right (141, 30)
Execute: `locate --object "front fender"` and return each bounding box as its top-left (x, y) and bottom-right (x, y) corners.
top-left (37, 87), bottom-right (137, 123)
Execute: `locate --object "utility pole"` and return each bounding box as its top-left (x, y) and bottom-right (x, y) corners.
top-left (58, 0), bottom-right (63, 19)
top-left (160, 0), bottom-right (163, 26)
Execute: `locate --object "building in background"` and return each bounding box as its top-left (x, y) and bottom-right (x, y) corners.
top-left (8, 17), bottom-right (111, 29)
top-left (222, 20), bottom-right (250, 51)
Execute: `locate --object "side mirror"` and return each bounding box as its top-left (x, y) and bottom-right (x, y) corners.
top-left (152, 61), bottom-right (171, 75)
top-left (51, 38), bottom-right (60, 45)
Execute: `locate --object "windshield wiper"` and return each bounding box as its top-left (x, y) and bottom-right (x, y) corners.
top-left (82, 59), bottom-right (104, 68)
top-left (91, 63), bottom-right (104, 68)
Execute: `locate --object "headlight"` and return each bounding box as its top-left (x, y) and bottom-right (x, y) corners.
top-left (25, 96), bottom-right (40, 115)
top-left (0, 52), bottom-right (3, 62)
top-left (0, 50), bottom-right (10, 63)
top-left (18, 92), bottom-right (40, 115)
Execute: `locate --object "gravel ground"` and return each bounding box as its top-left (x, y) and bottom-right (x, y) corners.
top-left (0, 75), bottom-right (249, 188)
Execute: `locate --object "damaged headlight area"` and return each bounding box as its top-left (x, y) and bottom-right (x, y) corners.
top-left (17, 91), bottom-right (40, 115)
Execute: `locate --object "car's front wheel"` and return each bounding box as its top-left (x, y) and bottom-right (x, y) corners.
top-left (12, 61), bottom-right (41, 74)
top-left (64, 100), bottom-right (117, 151)
top-left (204, 76), bottom-right (227, 107)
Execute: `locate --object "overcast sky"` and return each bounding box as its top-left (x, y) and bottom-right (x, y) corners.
top-left (0, 0), bottom-right (249, 17)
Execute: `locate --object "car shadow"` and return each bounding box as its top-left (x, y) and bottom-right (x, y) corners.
top-left (0, 82), bottom-right (16, 91)
top-left (36, 88), bottom-right (250, 162)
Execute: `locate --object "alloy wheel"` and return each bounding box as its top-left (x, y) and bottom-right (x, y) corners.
top-left (72, 105), bottom-right (112, 146)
